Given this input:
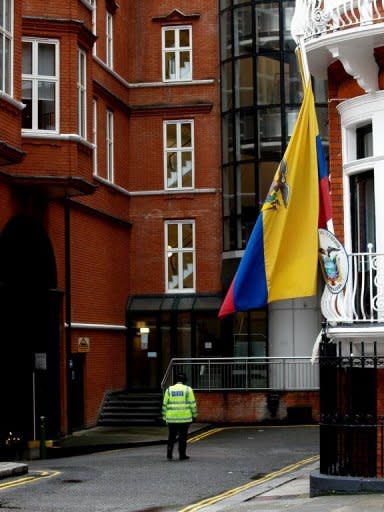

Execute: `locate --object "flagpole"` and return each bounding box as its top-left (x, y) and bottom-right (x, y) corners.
top-left (297, 35), bottom-right (311, 87)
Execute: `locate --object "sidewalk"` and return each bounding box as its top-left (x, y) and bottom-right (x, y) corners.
top-left (1, 425), bottom-right (384, 511)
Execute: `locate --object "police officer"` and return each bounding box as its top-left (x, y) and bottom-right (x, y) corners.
top-left (162, 372), bottom-right (198, 460)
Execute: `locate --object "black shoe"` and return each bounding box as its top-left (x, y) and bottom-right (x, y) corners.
top-left (179, 455), bottom-right (190, 460)
top-left (167, 450), bottom-right (173, 460)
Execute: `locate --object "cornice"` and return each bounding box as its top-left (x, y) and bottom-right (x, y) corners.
top-left (22, 17), bottom-right (96, 48)
top-left (152, 9), bottom-right (200, 23)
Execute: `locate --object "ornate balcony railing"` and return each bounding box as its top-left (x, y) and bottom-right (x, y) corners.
top-left (292, 0), bottom-right (384, 42)
top-left (321, 246), bottom-right (384, 325)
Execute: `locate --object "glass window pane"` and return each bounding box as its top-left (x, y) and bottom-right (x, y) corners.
top-left (165, 52), bottom-right (175, 80)
top-left (181, 123), bottom-right (191, 147)
top-left (284, 53), bottom-right (303, 103)
top-left (255, 3), bottom-right (280, 50)
top-left (179, 29), bottom-right (190, 47)
top-left (238, 110), bottom-right (254, 160)
top-left (22, 41), bottom-right (32, 74)
top-left (235, 57), bottom-right (253, 108)
top-left (166, 124), bottom-right (177, 148)
top-left (167, 224), bottom-right (178, 249)
top-left (220, 11), bottom-right (232, 60)
top-left (222, 114), bottom-right (233, 164)
top-left (4, 36), bottom-right (10, 93)
top-left (283, 2), bottom-right (296, 51)
top-left (313, 78), bottom-right (328, 103)
top-left (182, 223), bottom-right (193, 248)
top-left (164, 30), bottom-right (175, 48)
top-left (221, 62), bottom-right (233, 112)
top-left (38, 44), bottom-right (55, 76)
top-left (258, 55), bottom-right (280, 104)
top-left (5, 0), bottom-right (11, 32)
top-left (0, 1), bottom-right (3, 28)
top-left (181, 153), bottom-right (192, 187)
top-left (239, 162), bottom-right (257, 245)
top-left (316, 107), bottom-right (329, 145)
top-left (286, 107), bottom-right (299, 141)
top-left (167, 152), bottom-right (177, 188)
top-left (182, 253), bottom-right (194, 288)
top-left (38, 81), bottom-right (55, 130)
top-left (220, 0), bottom-right (231, 8)
top-left (234, 6), bottom-right (253, 57)
top-left (258, 108), bottom-right (282, 159)
top-left (22, 80), bottom-right (32, 129)
top-left (180, 52), bottom-right (191, 80)
top-left (168, 255), bottom-right (179, 290)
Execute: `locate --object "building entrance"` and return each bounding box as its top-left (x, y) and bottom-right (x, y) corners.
top-left (0, 215), bottom-right (61, 446)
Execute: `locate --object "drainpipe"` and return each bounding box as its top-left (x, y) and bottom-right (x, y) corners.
top-left (64, 198), bottom-right (72, 433)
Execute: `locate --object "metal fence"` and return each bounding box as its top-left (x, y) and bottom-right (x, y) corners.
top-left (319, 341), bottom-right (384, 478)
top-left (161, 357), bottom-right (319, 392)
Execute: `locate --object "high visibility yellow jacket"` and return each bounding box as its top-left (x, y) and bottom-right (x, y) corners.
top-left (162, 382), bottom-right (198, 423)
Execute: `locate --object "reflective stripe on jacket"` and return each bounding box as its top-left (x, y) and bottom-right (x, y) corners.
top-left (162, 382), bottom-right (198, 423)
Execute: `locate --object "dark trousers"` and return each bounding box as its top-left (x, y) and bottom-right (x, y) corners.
top-left (167, 423), bottom-right (190, 458)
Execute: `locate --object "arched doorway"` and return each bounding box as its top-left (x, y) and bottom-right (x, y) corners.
top-left (0, 215), bottom-right (61, 446)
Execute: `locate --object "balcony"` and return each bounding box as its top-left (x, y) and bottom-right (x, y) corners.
top-left (291, 0), bottom-right (384, 91)
top-left (321, 246), bottom-right (384, 341)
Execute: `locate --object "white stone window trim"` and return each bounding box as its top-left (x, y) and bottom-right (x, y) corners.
top-left (77, 48), bottom-right (87, 139)
top-left (92, 99), bottom-right (98, 175)
top-left (163, 119), bottom-right (194, 190)
top-left (106, 109), bottom-right (114, 183)
top-left (22, 37), bottom-right (60, 134)
top-left (106, 11), bottom-right (113, 69)
top-left (165, 220), bottom-right (196, 293)
top-left (162, 26), bottom-right (192, 82)
top-left (338, 91), bottom-right (384, 254)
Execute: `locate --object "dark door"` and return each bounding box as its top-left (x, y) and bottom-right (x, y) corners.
top-left (68, 354), bottom-right (85, 431)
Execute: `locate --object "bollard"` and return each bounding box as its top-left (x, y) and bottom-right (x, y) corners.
top-left (39, 416), bottom-right (46, 459)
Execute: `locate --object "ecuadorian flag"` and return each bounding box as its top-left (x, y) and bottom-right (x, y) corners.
top-left (219, 80), bottom-right (331, 318)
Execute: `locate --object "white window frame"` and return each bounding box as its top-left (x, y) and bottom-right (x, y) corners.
top-left (165, 220), bottom-right (196, 293)
top-left (0, 0), bottom-right (13, 95)
top-left (77, 48), bottom-right (87, 139)
top-left (106, 109), bottom-right (114, 182)
top-left (22, 37), bottom-right (60, 133)
top-left (92, 99), bottom-right (97, 175)
top-left (338, 93), bottom-right (384, 254)
top-left (163, 120), bottom-right (194, 190)
top-left (106, 11), bottom-right (113, 69)
top-left (162, 26), bottom-right (192, 82)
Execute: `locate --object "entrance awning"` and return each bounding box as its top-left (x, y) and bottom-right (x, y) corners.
top-left (126, 294), bottom-right (223, 313)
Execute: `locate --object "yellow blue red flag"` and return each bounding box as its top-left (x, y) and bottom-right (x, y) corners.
top-left (219, 80), bottom-right (332, 317)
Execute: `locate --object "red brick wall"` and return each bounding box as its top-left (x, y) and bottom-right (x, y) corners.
top-left (195, 391), bottom-right (320, 423)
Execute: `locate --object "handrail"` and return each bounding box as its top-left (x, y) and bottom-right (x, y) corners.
top-left (161, 356), bottom-right (319, 392)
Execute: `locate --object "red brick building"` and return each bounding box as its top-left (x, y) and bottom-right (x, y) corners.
top-left (0, 0), bottom-right (222, 440)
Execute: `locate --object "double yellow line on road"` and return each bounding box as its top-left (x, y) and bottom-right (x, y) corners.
top-left (179, 454), bottom-right (319, 512)
top-left (0, 470), bottom-right (60, 491)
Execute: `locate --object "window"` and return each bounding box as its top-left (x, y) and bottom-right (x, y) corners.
top-left (22, 39), bottom-right (59, 132)
top-left (92, 99), bottom-right (97, 175)
top-left (165, 221), bottom-right (195, 292)
top-left (78, 48), bottom-right (87, 138)
top-left (162, 26), bottom-right (192, 82)
top-left (356, 124), bottom-right (373, 159)
top-left (106, 11), bottom-right (113, 68)
top-left (0, 0), bottom-right (12, 95)
top-left (164, 120), bottom-right (194, 189)
top-left (106, 109), bottom-right (114, 182)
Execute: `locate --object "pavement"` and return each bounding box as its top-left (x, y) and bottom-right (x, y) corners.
top-left (0, 424), bottom-right (384, 511)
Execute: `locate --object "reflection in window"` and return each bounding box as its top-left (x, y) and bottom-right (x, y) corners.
top-left (283, 2), bottom-right (296, 50)
top-left (221, 61), bottom-right (233, 112)
top-left (234, 5), bottom-right (253, 56)
top-left (235, 57), bottom-right (253, 108)
top-left (164, 120), bottom-right (193, 189)
top-left (257, 55), bottom-right (281, 104)
top-left (166, 221), bottom-right (195, 292)
top-left (163, 26), bottom-right (192, 82)
top-left (258, 108), bottom-right (282, 160)
top-left (255, 3), bottom-right (279, 50)
top-left (220, 10), bottom-right (232, 60)
top-left (284, 53), bottom-right (303, 103)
